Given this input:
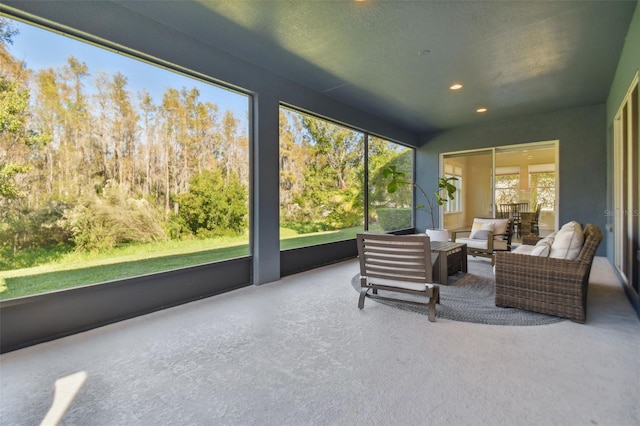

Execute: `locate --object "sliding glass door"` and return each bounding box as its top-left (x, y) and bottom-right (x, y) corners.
top-left (613, 72), bottom-right (639, 295)
top-left (442, 150), bottom-right (493, 231)
top-left (495, 143), bottom-right (558, 237)
top-left (442, 141), bottom-right (558, 241)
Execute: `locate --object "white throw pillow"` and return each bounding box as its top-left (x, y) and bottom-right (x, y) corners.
top-left (539, 233), bottom-right (555, 246)
top-left (470, 221), bottom-right (494, 239)
top-left (549, 221), bottom-right (584, 260)
top-left (491, 219), bottom-right (509, 239)
top-left (472, 230), bottom-right (492, 240)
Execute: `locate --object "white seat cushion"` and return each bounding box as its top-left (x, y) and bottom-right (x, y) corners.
top-left (455, 237), bottom-right (509, 251)
top-left (513, 240), bottom-right (551, 257)
top-left (456, 237), bottom-right (488, 250)
top-left (512, 244), bottom-right (536, 255)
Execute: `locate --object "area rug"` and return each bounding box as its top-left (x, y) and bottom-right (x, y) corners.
top-left (351, 258), bottom-right (565, 325)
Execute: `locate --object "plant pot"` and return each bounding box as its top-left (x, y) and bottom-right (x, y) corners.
top-left (426, 228), bottom-right (450, 242)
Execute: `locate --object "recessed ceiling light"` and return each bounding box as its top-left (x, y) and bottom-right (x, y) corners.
top-left (450, 83), bottom-right (463, 90)
top-left (476, 107), bottom-right (488, 113)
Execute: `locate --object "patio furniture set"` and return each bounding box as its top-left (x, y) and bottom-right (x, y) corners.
top-left (356, 220), bottom-right (602, 323)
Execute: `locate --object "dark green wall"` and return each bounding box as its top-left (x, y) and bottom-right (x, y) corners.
top-left (417, 104), bottom-right (607, 255)
top-left (606, 1), bottom-right (640, 124)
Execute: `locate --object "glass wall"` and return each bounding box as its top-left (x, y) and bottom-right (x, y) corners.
top-left (279, 107), bottom-right (365, 249)
top-left (0, 18), bottom-right (250, 300)
top-left (279, 107), bottom-right (414, 249)
top-left (368, 136), bottom-right (413, 232)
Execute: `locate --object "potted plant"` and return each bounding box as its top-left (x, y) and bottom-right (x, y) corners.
top-left (383, 165), bottom-right (458, 241)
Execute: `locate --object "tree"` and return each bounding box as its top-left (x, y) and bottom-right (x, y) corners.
top-left (298, 114), bottom-right (364, 228)
top-left (160, 88), bottom-right (182, 212)
top-left (2, 16), bottom-right (250, 258)
top-left (0, 17), bottom-right (18, 46)
top-left (367, 138), bottom-right (410, 204)
top-left (175, 169), bottom-right (247, 237)
top-left (138, 89), bottom-right (157, 196)
top-left (62, 57), bottom-right (91, 194)
top-left (279, 109), bottom-right (309, 221)
top-left (107, 72), bottom-right (139, 187)
top-left (0, 19), bottom-right (49, 201)
top-left (30, 57), bottom-right (93, 201)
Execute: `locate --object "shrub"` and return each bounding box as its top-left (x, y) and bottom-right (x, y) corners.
top-left (175, 170), bottom-right (248, 238)
top-left (376, 208), bottom-right (412, 231)
top-left (0, 201), bottom-right (72, 252)
top-left (59, 181), bottom-right (167, 251)
top-left (280, 221), bottom-right (331, 234)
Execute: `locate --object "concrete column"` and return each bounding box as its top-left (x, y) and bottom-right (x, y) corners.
top-left (252, 90), bottom-right (281, 285)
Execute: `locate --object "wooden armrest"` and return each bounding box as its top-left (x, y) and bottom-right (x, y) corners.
top-left (451, 229), bottom-right (471, 240)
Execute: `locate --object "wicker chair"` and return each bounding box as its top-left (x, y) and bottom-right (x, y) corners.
top-left (356, 233), bottom-right (440, 321)
top-left (494, 223), bottom-right (603, 323)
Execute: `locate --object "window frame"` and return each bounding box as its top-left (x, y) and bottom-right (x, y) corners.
top-left (443, 164), bottom-right (463, 214)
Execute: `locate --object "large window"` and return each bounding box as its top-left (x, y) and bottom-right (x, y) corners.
top-left (529, 164), bottom-right (556, 210)
top-left (443, 164), bottom-right (463, 213)
top-left (279, 107), bottom-right (414, 249)
top-left (0, 18), bottom-right (250, 300)
top-left (368, 136), bottom-right (413, 232)
top-left (279, 107), bottom-right (364, 249)
top-left (494, 168), bottom-right (520, 205)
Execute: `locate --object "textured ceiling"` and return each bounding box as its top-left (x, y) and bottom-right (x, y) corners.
top-left (16, 1), bottom-right (640, 133)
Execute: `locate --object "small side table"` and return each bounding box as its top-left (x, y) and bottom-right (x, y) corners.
top-left (430, 241), bottom-right (468, 285)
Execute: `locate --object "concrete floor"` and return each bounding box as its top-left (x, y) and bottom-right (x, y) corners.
top-left (1, 256), bottom-right (638, 425)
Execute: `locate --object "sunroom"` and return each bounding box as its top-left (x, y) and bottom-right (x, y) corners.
top-left (0, 2), bottom-right (639, 424)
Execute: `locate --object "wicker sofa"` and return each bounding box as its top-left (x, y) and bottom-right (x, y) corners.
top-left (494, 223), bottom-right (603, 323)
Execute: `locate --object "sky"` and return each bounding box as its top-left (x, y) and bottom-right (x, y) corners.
top-left (6, 18), bottom-right (249, 127)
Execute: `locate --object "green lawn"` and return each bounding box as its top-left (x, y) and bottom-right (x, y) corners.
top-left (0, 226), bottom-right (373, 300)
